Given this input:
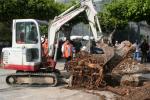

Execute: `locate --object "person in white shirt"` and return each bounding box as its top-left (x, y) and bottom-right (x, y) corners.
top-left (115, 41), bottom-right (119, 48)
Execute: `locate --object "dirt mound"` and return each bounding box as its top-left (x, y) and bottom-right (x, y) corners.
top-left (67, 41), bottom-right (150, 89)
top-left (116, 83), bottom-right (150, 100)
top-left (112, 58), bottom-right (148, 75)
top-left (68, 52), bottom-right (105, 89)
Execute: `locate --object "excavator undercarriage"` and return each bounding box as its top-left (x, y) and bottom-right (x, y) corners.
top-left (6, 71), bottom-right (60, 86)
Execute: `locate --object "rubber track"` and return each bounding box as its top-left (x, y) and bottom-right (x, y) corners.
top-left (6, 72), bottom-right (59, 87)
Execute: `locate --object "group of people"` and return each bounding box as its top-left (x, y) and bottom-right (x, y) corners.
top-left (60, 38), bottom-right (150, 69)
top-left (41, 35), bottom-right (150, 70)
top-left (133, 39), bottom-right (150, 63)
top-left (41, 37), bottom-right (75, 70)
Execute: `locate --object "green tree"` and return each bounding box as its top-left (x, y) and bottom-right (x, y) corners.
top-left (0, 0), bottom-right (68, 22)
top-left (99, 0), bottom-right (150, 32)
top-left (0, 0), bottom-right (68, 40)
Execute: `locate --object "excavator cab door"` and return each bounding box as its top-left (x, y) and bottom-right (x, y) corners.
top-left (11, 19), bottom-right (41, 71)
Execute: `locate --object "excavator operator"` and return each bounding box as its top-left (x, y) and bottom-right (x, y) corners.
top-left (42, 37), bottom-right (56, 70)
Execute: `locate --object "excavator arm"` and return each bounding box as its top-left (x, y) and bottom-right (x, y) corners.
top-left (48, 0), bottom-right (102, 57)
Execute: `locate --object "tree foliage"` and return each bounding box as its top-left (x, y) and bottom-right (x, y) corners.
top-left (0, 0), bottom-right (69, 40)
top-left (99, 0), bottom-right (150, 32)
top-left (0, 0), bottom-right (68, 22)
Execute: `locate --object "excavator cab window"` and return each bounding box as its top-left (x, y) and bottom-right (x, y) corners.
top-left (16, 22), bottom-right (38, 44)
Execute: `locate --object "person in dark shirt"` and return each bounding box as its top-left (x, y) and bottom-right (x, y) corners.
top-left (140, 39), bottom-right (149, 63)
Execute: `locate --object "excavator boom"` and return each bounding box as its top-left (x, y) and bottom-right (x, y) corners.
top-left (48, 0), bottom-right (102, 57)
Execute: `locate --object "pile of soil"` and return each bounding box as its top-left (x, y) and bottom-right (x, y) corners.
top-left (67, 41), bottom-right (150, 100)
top-left (67, 43), bottom-right (114, 89)
top-left (67, 52), bottom-right (105, 89)
top-left (117, 82), bottom-right (150, 100)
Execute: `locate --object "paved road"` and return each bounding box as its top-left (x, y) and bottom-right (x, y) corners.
top-left (0, 86), bottom-right (101, 100)
top-left (0, 61), bottom-right (117, 100)
top-left (0, 84), bottom-right (116, 100)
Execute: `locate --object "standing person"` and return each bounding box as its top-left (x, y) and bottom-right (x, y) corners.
top-left (61, 40), bottom-right (73, 70)
top-left (146, 35), bottom-right (149, 43)
top-left (42, 37), bottom-right (48, 57)
top-left (133, 40), bottom-right (140, 61)
top-left (42, 37), bottom-right (56, 70)
top-left (115, 41), bottom-right (119, 48)
top-left (147, 35), bottom-right (150, 62)
top-left (140, 39), bottom-right (149, 63)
